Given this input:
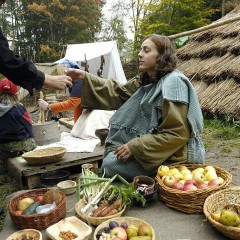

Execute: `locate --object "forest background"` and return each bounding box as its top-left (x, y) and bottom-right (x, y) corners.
top-left (0, 0), bottom-right (239, 65)
top-left (0, 0), bottom-right (240, 232)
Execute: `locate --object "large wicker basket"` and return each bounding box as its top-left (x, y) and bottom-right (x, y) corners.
top-left (22, 147), bottom-right (66, 165)
top-left (203, 187), bottom-right (240, 240)
top-left (75, 199), bottom-right (126, 226)
top-left (8, 188), bottom-right (66, 230)
top-left (94, 216), bottom-right (156, 240)
top-left (156, 164), bottom-right (232, 213)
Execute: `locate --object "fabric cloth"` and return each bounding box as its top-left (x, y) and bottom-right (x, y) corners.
top-left (0, 27), bottom-right (44, 95)
top-left (81, 70), bottom-right (205, 180)
top-left (70, 109), bottom-right (115, 139)
top-left (50, 80), bottom-right (83, 123)
top-left (0, 78), bottom-right (18, 95)
top-left (36, 132), bottom-right (100, 153)
top-left (0, 102), bottom-right (36, 151)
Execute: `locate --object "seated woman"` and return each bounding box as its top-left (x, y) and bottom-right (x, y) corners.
top-left (38, 60), bottom-right (83, 123)
top-left (65, 34), bottom-right (205, 180)
top-left (0, 78), bottom-right (36, 160)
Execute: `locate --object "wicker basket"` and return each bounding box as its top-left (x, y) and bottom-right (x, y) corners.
top-left (156, 164), bottom-right (232, 213)
top-left (203, 187), bottom-right (240, 240)
top-left (75, 199), bottom-right (126, 226)
top-left (22, 147), bottom-right (66, 165)
top-left (94, 216), bottom-right (156, 240)
top-left (8, 188), bottom-right (66, 230)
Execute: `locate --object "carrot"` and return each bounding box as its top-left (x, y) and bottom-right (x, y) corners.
top-left (105, 209), bottom-right (118, 216)
top-left (100, 198), bottom-right (122, 217)
top-left (92, 200), bottom-right (109, 217)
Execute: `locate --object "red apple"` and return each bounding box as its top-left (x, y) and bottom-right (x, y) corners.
top-left (183, 183), bottom-right (198, 191)
top-left (163, 175), bottom-right (177, 187)
top-left (197, 182), bottom-right (208, 189)
top-left (110, 227), bottom-right (127, 240)
top-left (34, 195), bottom-right (44, 202)
top-left (209, 178), bottom-right (221, 186)
top-left (14, 210), bottom-right (23, 215)
top-left (192, 172), bottom-right (205, 184)
top-left (112, 238), bottom-right (123, 240)
top-left (172, 182), bottom-right (184, 190)
top-left (184, 179), bottom-right (197, 186)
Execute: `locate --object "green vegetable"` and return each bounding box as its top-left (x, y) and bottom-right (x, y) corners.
top-left (23, 201), bottom-right (41, 215)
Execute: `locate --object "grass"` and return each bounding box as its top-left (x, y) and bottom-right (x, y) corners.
top-left (0, 117), bottom-right (239, 232)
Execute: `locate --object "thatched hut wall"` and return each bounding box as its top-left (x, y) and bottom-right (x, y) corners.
top-left (177, 6), bottom-right (240, 120)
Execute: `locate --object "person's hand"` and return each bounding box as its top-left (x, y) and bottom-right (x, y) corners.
top-left (65, 68), bottom-right (86, 81)
top-left (44, 74), bottom-right (72, 90)
top-left (38, 99), bottom-right (49, 110)
top-left (115, 144), bottom-right (132, 162)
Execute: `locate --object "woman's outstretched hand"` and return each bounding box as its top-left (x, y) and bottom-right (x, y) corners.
top-left (115, 144), bottom-right (132, 162)
top-left (65, 68), bottom-right (86, 81)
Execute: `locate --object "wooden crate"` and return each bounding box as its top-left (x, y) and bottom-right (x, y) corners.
top-left (7, 145), bottom-right (104, 189)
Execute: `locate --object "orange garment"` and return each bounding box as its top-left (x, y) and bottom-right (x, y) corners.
top-left (50, 97), bottom-right (82, 123)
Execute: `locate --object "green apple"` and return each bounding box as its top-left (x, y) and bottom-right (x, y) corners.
top-left (205, 171), bottom-right (218, 181)
top-left (178, 165), bottom-right (188, 172)
top-left (192, 172), bottom-right (205, 184)
top-left (180, 169), bottom-right (192, 176)
top-left (192, 167), bottom-right (204, 175)
top-left (157, 165), bottom-right (169, 177)
top-left (204, 166), bottom-right (216, 175)
top-left (182, 173), bottom-right (193, 181)
top-left (220, 209), bottom-right (240, 226)
top-left (169, 168), bottom-right (180, 176)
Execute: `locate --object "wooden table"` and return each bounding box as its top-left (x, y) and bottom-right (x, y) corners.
top-left (6, 145), bottom-right (104, 189)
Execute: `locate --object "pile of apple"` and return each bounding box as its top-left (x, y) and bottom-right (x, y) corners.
top-left (157, 165), bottom-right (224, 191)
top-left (96, 220), bottom-right (153, 240)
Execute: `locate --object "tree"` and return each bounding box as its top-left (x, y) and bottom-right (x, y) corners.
top-left (1, 0), bottom-right (105, 62)
top-left (97, 0), bottom-right (132, 62)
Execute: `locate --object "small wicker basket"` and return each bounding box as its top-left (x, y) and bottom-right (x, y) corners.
top-left (75, 199), bottom-right (126, 226)
top-left (8, 188), bottom-right (66, 230)
top-left (94, 216), bottom-right (156, 240)
top-left (203, 187), bottom-right (240, 240)
top-left (22, 147), bottom-right (67, 165)
top-left (156, 164), bottom-right (232, 213)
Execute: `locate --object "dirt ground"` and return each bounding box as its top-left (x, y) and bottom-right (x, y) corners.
top-left (202, 137), bottom-right (240, 186)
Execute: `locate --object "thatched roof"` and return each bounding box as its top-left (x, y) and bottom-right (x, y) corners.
top-left (177, 7), bottom-right (240, 120)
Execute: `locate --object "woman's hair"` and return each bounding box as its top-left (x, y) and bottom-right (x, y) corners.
top-left (141, 34), bottom-right (177, 83)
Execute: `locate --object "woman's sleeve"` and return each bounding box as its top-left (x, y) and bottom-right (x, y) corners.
top-left (128, 100), bottom-right (190, 172)
top-left (81, 72), bottom-right (141, 110)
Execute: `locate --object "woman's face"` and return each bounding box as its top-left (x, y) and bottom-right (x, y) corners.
top-left (138, 38), bottom-right (159, 77)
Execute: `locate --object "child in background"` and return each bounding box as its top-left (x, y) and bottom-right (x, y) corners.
top-left (0, 78), bottom-right (36, 160)
top-left (38, 60), bottom-right (83, 123)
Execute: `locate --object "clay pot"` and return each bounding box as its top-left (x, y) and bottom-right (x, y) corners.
top-left (95, 128), bottom-right (109, 146)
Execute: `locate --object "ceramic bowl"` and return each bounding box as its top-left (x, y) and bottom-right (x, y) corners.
top-left (46, 216), bottom-right (92, 240)
top-left (6, 229), bottom-right (42, 240)
top-left (57, 180), bottom-right (77, 195)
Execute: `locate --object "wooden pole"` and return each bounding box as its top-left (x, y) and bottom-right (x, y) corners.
top-left (168, 15), bottom-right (240, 40)
top-left (39, 91), bottom-right (45, 124)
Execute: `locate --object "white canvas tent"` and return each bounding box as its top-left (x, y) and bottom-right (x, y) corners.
top-left (57, 41), bottom-right (127, 84)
